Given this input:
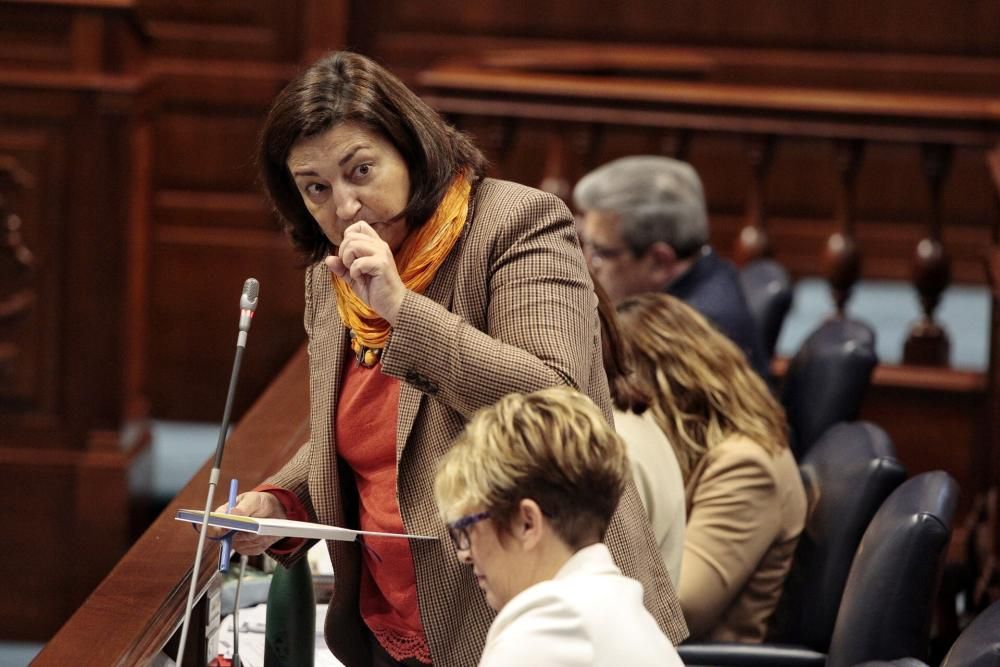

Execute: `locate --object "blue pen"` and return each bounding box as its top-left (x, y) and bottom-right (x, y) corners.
top-left (220, 478), bottom-right (239, 571)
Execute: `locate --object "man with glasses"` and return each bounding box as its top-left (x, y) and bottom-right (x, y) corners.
top-left (574, 155), bottom-right (768, 379)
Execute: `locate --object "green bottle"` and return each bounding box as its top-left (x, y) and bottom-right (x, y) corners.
top-left (265, 557), bottom-right (315, 667)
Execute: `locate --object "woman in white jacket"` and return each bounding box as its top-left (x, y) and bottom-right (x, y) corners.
top-left (433, 386), bottom-right (684, 667)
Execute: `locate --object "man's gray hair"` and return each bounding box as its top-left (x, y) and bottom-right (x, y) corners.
top-left (573, 155), bottom-right (709, 258)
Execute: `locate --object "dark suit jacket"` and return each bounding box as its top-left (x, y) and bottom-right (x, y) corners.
top-left (667, 247), bottom-right (770, 378)
top-left (268, 178), bottom-right (688, 666)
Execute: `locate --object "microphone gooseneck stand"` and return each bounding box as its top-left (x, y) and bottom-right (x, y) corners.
top-left (176, 279), bottom-right (258, 667)
top-left (231, 553), bottom-right (248, 667)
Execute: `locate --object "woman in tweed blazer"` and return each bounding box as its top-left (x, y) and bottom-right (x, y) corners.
top-left (219, 52), bottom-right (687, 666)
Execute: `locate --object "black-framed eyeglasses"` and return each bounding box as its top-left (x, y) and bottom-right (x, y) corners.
top-left (446, 511), bottom-right (491, 551)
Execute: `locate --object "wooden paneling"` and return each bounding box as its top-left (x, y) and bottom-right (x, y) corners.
top-left (860, 366), bottom-right (989, 510)
top-left (143, 61), bottom-right (307, 419)
top-left (372, 0), bottom-right (1000, 56)
top-left (127, 0), bottom-right (351, 420)
top-left (348, 5), bottom-right (1000, 93)
top-left (137, 0), bottom-right (304, 61)
top-left (0, 130), bottom-right (60, 422)
top-left (0, 0), bottom-right (155, 640)
top-left (148, 227), bottom-right (305, 419)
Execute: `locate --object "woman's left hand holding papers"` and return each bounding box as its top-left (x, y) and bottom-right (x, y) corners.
top-left (208, 491), bottom-right (287, 556)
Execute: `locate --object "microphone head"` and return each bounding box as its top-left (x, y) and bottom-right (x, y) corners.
top-left (240, 278), bottom-right (260, 311)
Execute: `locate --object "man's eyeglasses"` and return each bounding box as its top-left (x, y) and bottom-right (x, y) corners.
top-left (446, 511), bottom-right (491, 551)
top-left (583, 241), bottom-right (630, 265)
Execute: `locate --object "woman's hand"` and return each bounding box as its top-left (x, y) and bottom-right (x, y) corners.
top-left (209, 491), bottom-right (287, 556)
top-left (326, 221), bottom-right (407, 325)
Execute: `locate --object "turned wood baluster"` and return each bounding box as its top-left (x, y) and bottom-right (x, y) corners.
top-left (821, 139), bottom-right (865, 317)
top-left (540, 127), bottom-right (571, 203)
top-left (480, 116), bottom-right (518, 176)
top-left (540, 123), bottom-right (601, 205)
top-left (987, 143), bottom-right (1000, 245)
top-left (733, 135), bottom-right (774, 266)
top-left (903, 144), bottom-right (953, 366)
top-left (658, 129), bottom-right (691, 162)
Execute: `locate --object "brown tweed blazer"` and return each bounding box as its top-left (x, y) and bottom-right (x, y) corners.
top-left (267, 178), bottom-right (688, 666)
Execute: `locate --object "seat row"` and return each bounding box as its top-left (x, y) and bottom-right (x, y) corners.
top-left (678, 420), bottom-right (973, 666)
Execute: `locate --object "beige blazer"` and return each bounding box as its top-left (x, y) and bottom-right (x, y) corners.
top-left (680, 435), bottom-right (806, 642)
top-left (268, 178), bottom-right (687, 666)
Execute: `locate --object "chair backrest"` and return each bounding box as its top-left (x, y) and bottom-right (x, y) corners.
top-left (940, 598), bottom-right (1000, 667)
top-left (781, 317), bottom-right (878, 459)
top-left (769, 421), bottom-right (906, 651)
top-left (828, 471), bottom-right (959, 667)
top-left (739, 258), bottom-right (794, 360)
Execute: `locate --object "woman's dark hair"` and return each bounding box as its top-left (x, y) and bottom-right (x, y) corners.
top-left (592, 271), bottom-right (652, 414)
top-left (258, 51), bottom-right (488, 262)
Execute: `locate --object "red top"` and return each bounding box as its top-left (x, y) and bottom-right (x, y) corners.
top-left (260, 351), bottom-right (430, 664)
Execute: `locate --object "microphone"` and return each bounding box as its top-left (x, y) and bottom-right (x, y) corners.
top-left (177, 278), bottom-right (261, 667)
top-left (238, 278), bottom-right (259, 339)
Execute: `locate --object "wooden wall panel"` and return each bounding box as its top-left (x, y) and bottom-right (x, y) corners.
top-left (154, 111), bottom-right (265, 193)
top-left (128, 0), bottom-right (350, 420)
top-left (0, 129), bottom-right (62, 426)
top-left (861, 377), bottom-right (986, 512)
top-left (137, 0), bottom-right (306, 61)
top-left (380, 0), bottom-right (997, 54)
top-left (148, 228), bottom-right (305, 420)
top-left (0, 5), bottom-right (75, 70)
top-left (0, 1), bottom-right (156, 640)
top-left (352, 2), bottom-right (1000, 89)
top-left (144, 64), bottom-right (308, 419)
top-left (0, 456), bottom-right (78, 638)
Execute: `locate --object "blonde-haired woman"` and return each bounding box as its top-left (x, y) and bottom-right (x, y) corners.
top-left (616, 293), bottom-right (806, 642)
top-left (435, 387), bottom-right (683, 667)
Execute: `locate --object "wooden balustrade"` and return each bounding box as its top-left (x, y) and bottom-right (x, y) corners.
top-left (418, 53), bottom-right (1000, 359)
top-left (418, 50), bottom-right (1000, 502)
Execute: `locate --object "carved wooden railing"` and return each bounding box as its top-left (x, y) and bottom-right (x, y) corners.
top-left (418, 48), bottom-right (1000, 501)
top-left (419, 50), bottom-right (1000, 367)
top-left (34, 348), bottom-right (309, 666)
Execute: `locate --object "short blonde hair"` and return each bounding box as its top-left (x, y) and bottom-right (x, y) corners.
top-left (616, 293), bottom-right (789, 480)
top-left (434, 387), bottom-right (628, 550)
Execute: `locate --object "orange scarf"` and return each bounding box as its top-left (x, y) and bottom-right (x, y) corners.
top-left (332, 174), bottom-right (471, 350)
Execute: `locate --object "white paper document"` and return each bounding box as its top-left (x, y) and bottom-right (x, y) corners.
top-left (175, 509), bottom-right (438, 542)
top-left (217, 602), bottom-right (345, 667)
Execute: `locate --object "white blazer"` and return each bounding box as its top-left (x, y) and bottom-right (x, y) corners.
top-left (478, 543), bottom-right (684, 667)
top-left (613, 408), bottom-right (686, 585)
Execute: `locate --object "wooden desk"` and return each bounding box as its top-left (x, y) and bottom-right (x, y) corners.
top-left (34, 347), bottom-right (310, 666)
